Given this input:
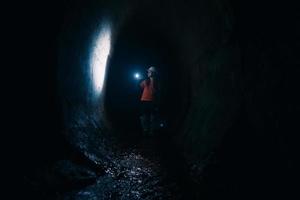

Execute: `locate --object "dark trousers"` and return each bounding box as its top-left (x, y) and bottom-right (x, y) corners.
top-left (139, 101), bottom-right (157, 134)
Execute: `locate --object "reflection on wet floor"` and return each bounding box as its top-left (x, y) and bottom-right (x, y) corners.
top-left (61, 135), bottom-right (193, 200)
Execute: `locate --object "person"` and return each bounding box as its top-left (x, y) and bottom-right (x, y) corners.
top-left (139, 66), bottom-right (160, 136)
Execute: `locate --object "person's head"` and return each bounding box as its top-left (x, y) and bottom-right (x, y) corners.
top-left (147, 66), bottom-right (157, 78)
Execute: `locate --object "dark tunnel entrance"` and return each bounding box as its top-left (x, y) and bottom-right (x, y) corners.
top-left (104, 12), bottom-right (187, 137)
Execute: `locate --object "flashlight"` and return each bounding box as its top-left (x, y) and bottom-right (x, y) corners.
top-left (134, 72), bottom-right (142, 80)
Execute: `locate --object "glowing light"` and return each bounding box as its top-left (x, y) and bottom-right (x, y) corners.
top-left (134, 73), bottom-right (140, 79)
top-left (90, 23), bottom-right (111, 94)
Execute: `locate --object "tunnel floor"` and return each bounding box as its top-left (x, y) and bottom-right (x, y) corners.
top-left (29, 129), bottom-right (199, 200)
top-left (61, 135), bottom-right (195, 200)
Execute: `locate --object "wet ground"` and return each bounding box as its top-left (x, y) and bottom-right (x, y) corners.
top-left (59, 134), bottom-right (196, 200)
top-left (22, 126), bottom-right (200, 200)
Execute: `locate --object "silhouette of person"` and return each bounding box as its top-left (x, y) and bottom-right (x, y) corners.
top-left (139, 66), bottom-right (160, 136)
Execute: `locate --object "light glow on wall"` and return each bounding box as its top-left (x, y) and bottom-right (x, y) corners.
top-left (90, 23), bottom-right (111, 94)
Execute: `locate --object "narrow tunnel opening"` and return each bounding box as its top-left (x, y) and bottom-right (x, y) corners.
top-left (104, 12), bottom-right (187, 139)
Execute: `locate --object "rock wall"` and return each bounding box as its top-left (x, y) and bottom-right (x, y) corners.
top-left (10, 0), bottom-right (298, 198)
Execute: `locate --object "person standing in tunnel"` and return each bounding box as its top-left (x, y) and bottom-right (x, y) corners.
top-left (139, 66), bottom-right (160, 136)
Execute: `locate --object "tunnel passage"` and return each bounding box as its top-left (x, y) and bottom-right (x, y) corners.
top-left (17, 0), bottom-right (299, 199)
top-left (55, 1), bottom-right (246, 197)
top-left (57, 0), bottom-right (244, 184)
top-left (57, 0), bottom-right (239, 159)
top-left (104, 10), bottom-right (187, 137)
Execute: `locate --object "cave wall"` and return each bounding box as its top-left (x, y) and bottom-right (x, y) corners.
top-left (57, 0), bottom-right (299, 172)
top-left (9, 0), bottom-right (299, 197)
top-left (57, 0), bottom-right (240, 161)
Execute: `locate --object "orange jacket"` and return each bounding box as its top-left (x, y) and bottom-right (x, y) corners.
top-left (140, 79), bottom-right (155, 101)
